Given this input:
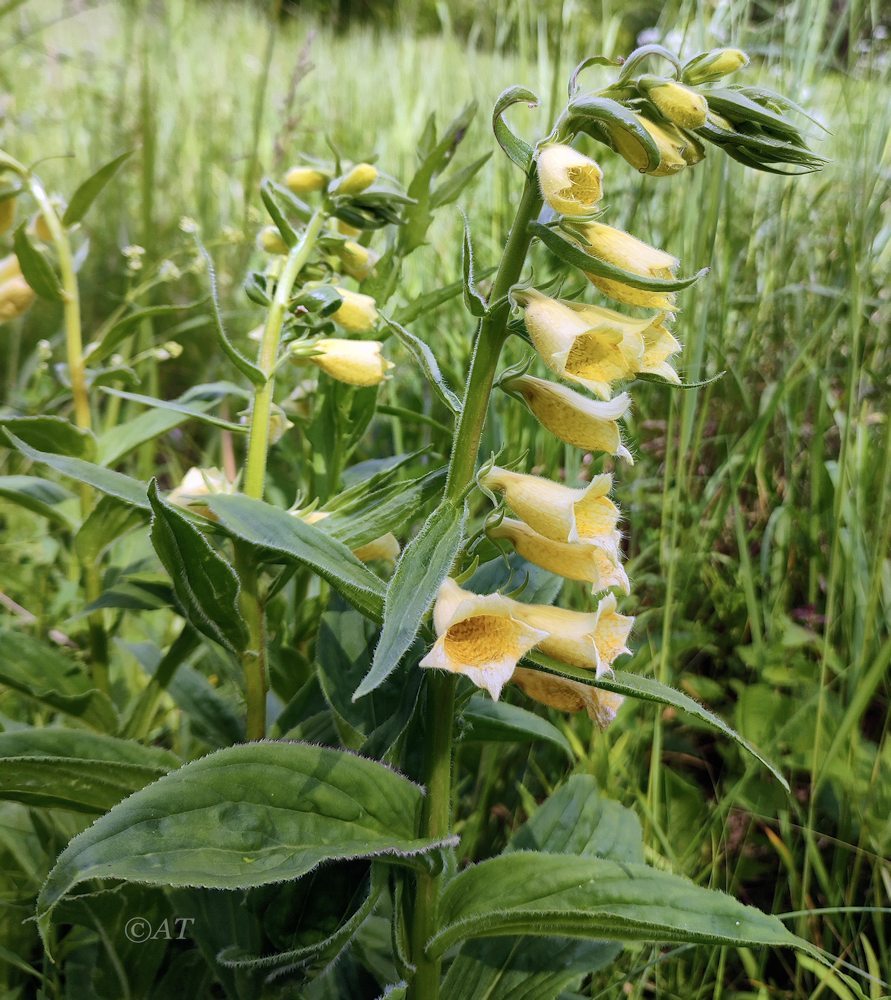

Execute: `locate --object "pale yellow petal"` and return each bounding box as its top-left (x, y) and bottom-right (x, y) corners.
top-left (309, 338), bottom-right (392, 386)
top-left (512, 667), bottom-right (624, 728)
top-left (537, 144), bottom-right (603, 217)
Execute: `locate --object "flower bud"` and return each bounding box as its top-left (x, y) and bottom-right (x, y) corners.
top-left (537, 143), bottom-right (603, 217)
top-left (167, 467), bottom-right (235, 510)
top-left (512, 667), bottom-right (624, 728)
top-left (0, 195), bottom-right (15, 235)
top-left (299, 338), bottom-right (393, 387)
top-left (612, 115), bottom-right (688, 176)
top-left (285, 166), bottom-right (328, 195)
top-left (578, 222), bottom-right (679, 310)
top-left (334, 163), bottom-right (378, 196)
top-left (337, 219), bottom-right (363, 237)
top-left (682, 48), bottom-right (749, 85)
top-left (645, 80), bottom-right (708, 129)
top-left (352, 533), bottom-right (400, 563)
top-left (0, 255), bottom-right (35, 323)
top-left (258, 226), bottom-right (288, 255)
top-left (330, 287), bottom-right (378, 332)
top-left (338, 240), bottom-right (379, 281)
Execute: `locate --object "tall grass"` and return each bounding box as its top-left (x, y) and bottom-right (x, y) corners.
top-left (0, 0), bottom-right (888, 994)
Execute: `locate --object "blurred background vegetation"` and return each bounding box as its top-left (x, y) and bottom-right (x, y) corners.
top-left (0, 0), bottom-right (888, 995)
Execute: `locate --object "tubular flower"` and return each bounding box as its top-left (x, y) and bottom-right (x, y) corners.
top-left (579, 222), bottom-right (680, 310)
top-left (338, 240), bottom-right (379, 281)
top-left (480, 466), bottom-right (619, 545)
top-left (517, 288), bottom-right (675, 398)
top-left (537, 143), bottom-right (603, 217)
top-left (612, 114), bottom-right (688, 176)
top-left (304, 338), bottom-right (393, 387)
top-left (419, 578), bottom-right (549, 700)
top-left (0, 255), bottom-right (35, 323)
top-left (331, 287), bottom-right (378, 332)
top-left (285, 166), bottom-right (328, 195)
top-left (513, 592), bottom-right (633, 673)
top-left (642, 322), bottom-right (682, 383)
top-left (488, 517), bottom-right (629, 594)
top-left (512, 667), bottom-right (624, 728)
top-left (647, 81), bottom-right (709, 129)
top-left (504, 373), bottom-right (632, 460)
top-left (334, 163), bottom-right (378, 196)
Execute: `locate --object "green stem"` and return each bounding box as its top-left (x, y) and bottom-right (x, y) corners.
top-left (408, 168), bottom-right (542, 1000)
top-left (238, 208), bottom-right (325, 740)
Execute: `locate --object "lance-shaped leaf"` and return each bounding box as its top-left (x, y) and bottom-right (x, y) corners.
top-left (260, 177), bottom-right (298, 247)
top-left (37, 740), bottom-right (449, 948)
top-left (4, 432), bottom-right (149, 508)
top-left (615, 43), bottom-right (681, 83)
top-left (62, 150), bottom-right (133, 226)
top-left (0, 475), bottom-right (76, 527)
top-left (0, 728), bottom-right (179, 813)
top-left (521, 651), bottom-right (789, 791)
top-left (428, 852), bottom-right (809, 958)
top-left (355, 497), bottom-right (466, 700)
top-left (383, 317), bottom-right (461, 414)
top-left (0, 416), bottom-right (95, 459)
top-left (87, 298), bottom-right (207, 365)
top-left (460, 695), bottom-right (573, 759)
top-left (493, 86), bottom-right (538, 172)
top-left (531, 222), bottom-right (708, 292)
top-left (99, 387), bottom-right (246, 434)
top-left (430, 152), bottom-right (491, 209)
top-left (13, 223), bottom-right (63, 300)
top-left (206, 493), bottom-right (386, 622)
top-left (148, 480), bottom-right (248, 655)
top-left (75, 494), bottom-right (146, 562)
top-left (462, 211), bottom-right (488, 317)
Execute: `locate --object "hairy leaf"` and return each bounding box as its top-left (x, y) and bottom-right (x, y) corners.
top-left (460, 695), bottom-right (573, 759)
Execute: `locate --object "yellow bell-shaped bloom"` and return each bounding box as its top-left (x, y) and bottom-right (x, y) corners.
top-left (537, 143), bottom-right (603, 217)
top-left (0, 255), bottom-right (36, 323)
top-left (285, 166), bottom-right (328, 195)
top-left (517, 288), bottom-right (677, 398)
top-left (334, 163), bottom-right (378, 196)
top-left (642, 322), bottom-right (682, 383)
top-left (338, 240), bottom-right (379, 281)
top-left (481, 466), bottom-right (619, 545)
top-left (579, 222), bottom-right (680, 310)
top-left (512, 667), bottom-right (624, 728)
top-left (505, 373), bottom-right (632, 460)
top-left (352, 532), bottom-right (400, 563)
top-left (513, 592), bottom-right (633, 673)
top-left (331, 287), bottom-right (378, 332)
top-left (647, 81), bottom-right (709, 130)
top-left (489, 517), bottom-right (629, 594)
top-left (420, 578), bottom-right (549, 700)
top-left (304, 338), bottom-right (393, 387)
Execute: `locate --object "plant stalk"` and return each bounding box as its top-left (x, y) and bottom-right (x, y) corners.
top-left (409, 167), bottom-right (542, 1000)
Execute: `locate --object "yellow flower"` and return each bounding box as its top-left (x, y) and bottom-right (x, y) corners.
top-left (517, 288), bottom-right (676, 398)
top-left (647, 81), bottom-right (709, 130)
top-left (338, 240), bottom-right (379, 281)
top-left (420, 578), bottom-right (549, 699)
top-left (334, 163), bottom-right (378, 196)
top-left (257, 226), bottom-right (287, 254)
top-left (505, 373), bottom-right (632, 460)
top-left (337, 219), bottom-right (363, 237)
top-left (612, 114), bottom-right (688, 176)
top-left (537, 143), bottom-right (603, 217)
top-left (331, 287), bottom-right (378, 332)
top-left (684, 48), bottom-right (749, 85)
top-left (297, 511), bottom-right (399, 564)
top-left (512, 667), bottom-right (624, 728)
top-left (579, 222), bottom-right (680, 310)
top-left (481, 466), bottom-right (619, 545)
top-left (167, 467), bottom-right (235, 509)
top-left (0, 196), bottom-right (15, 235)
top-left (301, 338), bottom-right (393, 387)
top-left (0, 255), bottom-right (35, 323)
top-left (513, 592), bottom-right (633, 673)
top-left (642, 322), bottom-right (682, 383)
top-left (488, 517), bottom-right (629, 594)
top-left (285, 166), bottom-right (328, 195)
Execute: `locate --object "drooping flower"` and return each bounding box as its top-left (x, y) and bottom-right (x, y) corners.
top-left (516, 288), bottom-right (677, 398)
top-left (504, 373), bottom-right (633, 460)
top-left (537, 143), bottom-right (603, 217)
top-left (338, 240), bottom-right (379, 281)
top-left (419, 578), bottom-right (549, 700)
top-left (646, 81), bottom-right (709, 129)
top-left (300, 338), bottom-right (393, 387)
top-left (285, 166), bottom-right (328, 195)
top-left (481, 466), bottom-right (619, 545)
top-left (0, 254), bottom-right (35, 323)
top-left (331, 287), bottom-right (378, 333)
top-left (578, 222), bottom-right (680, 310)
top-left (488, 517), bottom-right (629, 594)
top-left (511, 667), bottom-right (625, 728)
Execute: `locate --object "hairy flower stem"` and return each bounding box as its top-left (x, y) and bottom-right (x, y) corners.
top-left (238, 208), bottom-right (325, 740)
top-left (409, 169), bottom-right (542, 1000)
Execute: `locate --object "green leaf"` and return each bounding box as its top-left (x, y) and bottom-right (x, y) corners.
top-left (521, 651), bottom-right (789, 791)
top-left (492, 86), bottom-right (538, 171)
top-left (615, 43), bottom-right (681, 83)
top-left (0, 415), bottom-right (96, 459)
top-left (441, 936), bottom-right (620, 1000)
top-left (460, 695), bottom-right (573, 759)
top-left (260, 178), bottom-right (298, 247)
top-left (568, 95), bottom-right (661, 172)
top-left (37, 740), bottom-right (451, 947)
top-left (75, 494), bottom-right (147, 561)
top-left (462, 211), bottom-right (488, 317)
top-left (62, 150), bottom-right (133, 226)
top-left (0, 630), bottom-right (117, 731)
top-left (100, 387), bottom-right (247, 433)
top-left (4, 431), bottom-right (150, 508)
top-left (430, 152), bottom-right (492, 209)
top-left (148, 480), bottom-right (248, 655)
top-left (0, 475), bottom-right (76, 527)
top-left (506, 774), bottom-right (643, 863)
top-left (383, 316), bottom-right (462, 414)
top-left (428, 852), bottom-right (809, 958)
top-left (466, 552), bottom-right (563, 606)
top-left (205, 493), bottom-right (386, 622)
top-left (0, 728), bottom-right (178, 813)
top-left (355, 497), bottom-right (466, 700)
top-left (531, 223), bottom-right (708, 292)
top-left (13, 223), bottom-right (63, 300)
top-left (87, 299), bottom-right (207, 366)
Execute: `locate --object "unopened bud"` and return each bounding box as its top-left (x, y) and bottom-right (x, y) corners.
top-left (258, 226), bottom-right (288, 255)
top-left (285, 166), bottom-right (328, 194)
top-left (643, 79), bottom-right (708, 129)
top-left (334, 163), bottom-right (378, 196)
top-left (0, 254), bottom-right (35, 323)
top-left (682, 48), bottom-right (749, 85)
top-left (338, 240), bottom-right (379, 280)
top-left (330, 286), bottom-right (378, 333)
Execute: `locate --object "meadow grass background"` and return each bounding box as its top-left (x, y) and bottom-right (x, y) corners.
top-left (0, 0), bottom-right (889, 995)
